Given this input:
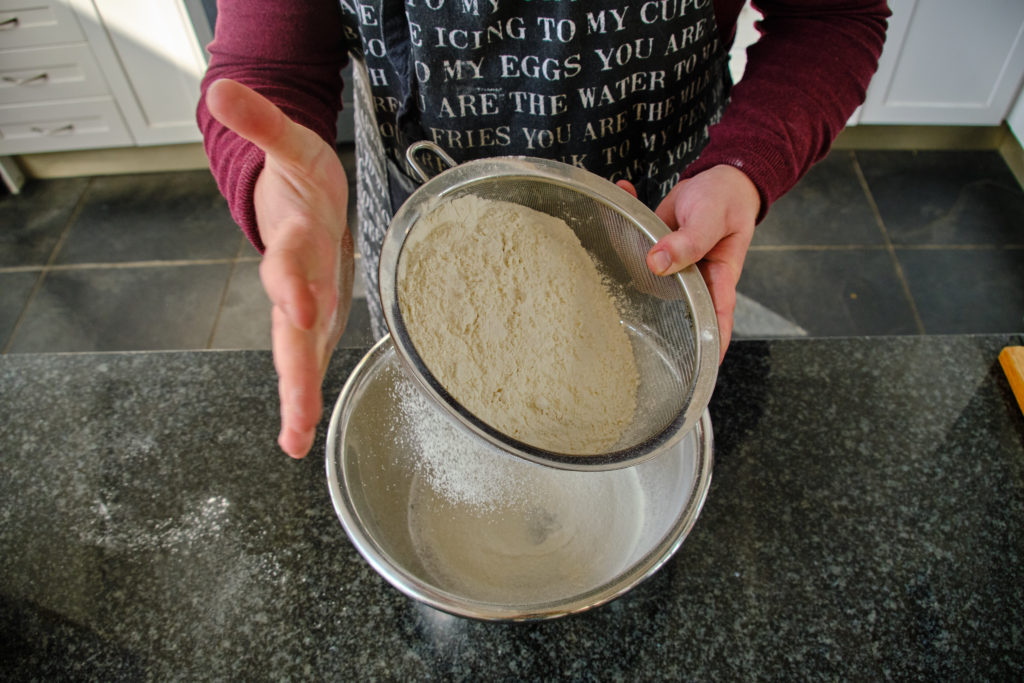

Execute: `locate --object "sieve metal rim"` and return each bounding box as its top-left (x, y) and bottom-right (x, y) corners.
top-left (378, 146), bottom-right (719, 471)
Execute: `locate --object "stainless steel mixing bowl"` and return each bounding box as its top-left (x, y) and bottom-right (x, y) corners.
top-left (326, 336), bottom-right (714, 621)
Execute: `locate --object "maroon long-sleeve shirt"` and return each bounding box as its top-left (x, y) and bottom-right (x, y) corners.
top-left (198, 0), bottom-right (888, 253)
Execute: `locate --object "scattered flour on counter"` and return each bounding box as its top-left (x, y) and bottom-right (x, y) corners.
top-left (397, 194), bottom-right (639, 455)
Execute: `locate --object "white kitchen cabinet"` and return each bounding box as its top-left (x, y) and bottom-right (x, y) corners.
top-left (859, 0), bottom-right (1024, 125)
top-left (0, 0), bottom-right (207, 156)
top-left (0, 0), bottom-right (131, 154)
top-left (0, 43), bottom-right (109, 104)
top-left (0, 0), bottom-right (83, 49)
top-left (69, 0), bottom-right (207, 145)
top-left (1009, 87), bottom-right (1024, 144)
top-left (0, 97), bottom-right (131, 152)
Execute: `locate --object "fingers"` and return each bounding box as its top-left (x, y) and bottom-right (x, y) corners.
top-left (259, 244), bottom-right (318, 331)
top-left (270, 256), bottom-right (351, 458)
top-left (697, 259), bottom-right (737, 363)
top-left (614, 178), bottom-right (708, 278)
top-left (318, 229), bottom-right (356, 375)
top-left (646, 211), bottom-right (721, 277)
top-left (615, 179), bottom-right (638, 198)
top-left (648, 181), bottom-right (716, 276)
top-left (648, 166), bottom-right (759, 278)
top-left (263, 229), bottom-right (354, 458)
top-left (205, 78), bottom-right (317, 169)
top-left (261, 232), bottom-right (342, 458)
top-left (645, 166), bottom-right (760, 361)
top-left (207, 80), bottom-right (351, 459)
top-left (271, 305), bottom-right (324, 459)
top-left (650, 212), bottom-right (745, 360)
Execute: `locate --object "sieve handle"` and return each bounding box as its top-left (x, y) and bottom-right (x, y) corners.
top-left (405, 141), bottom-right (458, 184)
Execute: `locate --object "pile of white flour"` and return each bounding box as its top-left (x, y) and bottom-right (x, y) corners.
top-left (397, 194), bottom-right (638, 454)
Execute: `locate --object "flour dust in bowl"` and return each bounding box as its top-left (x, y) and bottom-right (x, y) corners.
top-left (326, 337), bottom-right (714, 620)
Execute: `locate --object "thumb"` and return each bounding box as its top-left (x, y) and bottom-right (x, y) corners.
top-left (205, 78), bottom-right (317, 168)
top-left (647, 183), bottom-right (716, 276)
top-left (615, 179), bottom-right (638, 198)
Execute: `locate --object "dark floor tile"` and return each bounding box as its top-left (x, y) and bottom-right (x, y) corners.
top-left (754, 151), bottom-right (883, 246)
top-left (896, 248), bottom-right (1024, 334)
top-left (211, 257), bottom-right (370, 350)
top-left (6, 264), bottom-right (231, 353)
top-left (212, 288), bottom-right (374, 351)
top-left (739, 248), bottom-right (919, 336)
top-left (210, 260), bottom-right (269, 350)
top-left (0, 271), bottom-right (40, 349)
top-left (0, 178), bottom-right (90, 267)
top-left (55, 170), bottom-right (243, 264)
top-left (856, 150), bottom-right (1024, 245)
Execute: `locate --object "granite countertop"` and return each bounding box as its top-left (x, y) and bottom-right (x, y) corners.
top-left (1, 334), bottom-right (1022, 679)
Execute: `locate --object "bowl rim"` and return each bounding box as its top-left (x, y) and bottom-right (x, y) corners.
top-left (325, 335), bottom-right (715, 621)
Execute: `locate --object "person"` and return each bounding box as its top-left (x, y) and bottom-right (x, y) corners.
top-left (198, 0), bottom-right (889, 459)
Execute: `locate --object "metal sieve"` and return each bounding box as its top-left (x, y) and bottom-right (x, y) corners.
top-left (378, 141), bottom-right (718, 471)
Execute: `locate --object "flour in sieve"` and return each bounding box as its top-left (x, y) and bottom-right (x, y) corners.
top-left (397, 194), bottom-right (639, 455)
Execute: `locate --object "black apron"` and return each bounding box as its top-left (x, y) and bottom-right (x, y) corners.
top-left (340, 0), bottom-right (730, 338)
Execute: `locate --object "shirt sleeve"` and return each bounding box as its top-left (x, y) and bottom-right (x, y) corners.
top-left (196, 0), bottom-right (349, 252)
top-left (686, 0), bottom-right (890, 221)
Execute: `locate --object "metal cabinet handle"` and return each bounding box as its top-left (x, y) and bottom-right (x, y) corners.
top-left (30, 123), bottom-right (75, 136)
top-left (3, 73), bottom-right (49, 86)
top-left (0, 17), bottom-right (18, 30)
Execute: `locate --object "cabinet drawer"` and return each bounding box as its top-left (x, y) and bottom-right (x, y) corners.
top-left (0, 97), bottom-right (132, 154)
top-left (0, 0), bottom-right (84, 49)
top-left (0, 43), bottom-right (108, 103)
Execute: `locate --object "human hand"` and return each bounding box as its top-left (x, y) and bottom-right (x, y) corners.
top-left (205, 79), bottom-right (354, 459)
top-left (618, 165), bottom-right (760, 362)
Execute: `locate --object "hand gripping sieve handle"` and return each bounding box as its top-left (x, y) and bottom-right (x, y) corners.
top-left (404, 141), bottom-right (458, 184)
